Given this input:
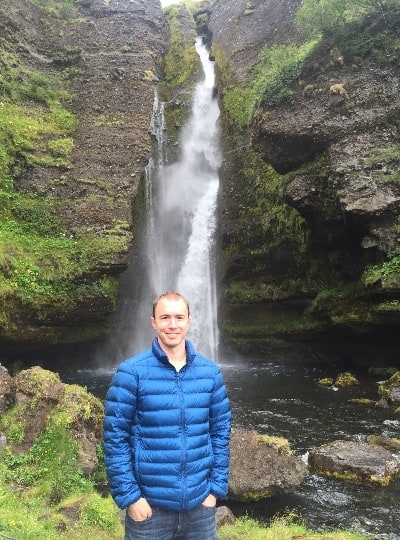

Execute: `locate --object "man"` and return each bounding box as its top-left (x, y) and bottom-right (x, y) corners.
top-left (103, 291), bottom-right (231, 540)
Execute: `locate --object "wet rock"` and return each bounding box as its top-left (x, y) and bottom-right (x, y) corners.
top-left (309, 440), bottom-right (400, 485)
top-left (366, 435), bottom-right (400, 452)
top-left (378, 370), bottom-right (400, 406)
top-left (228, 428), bottom-right (307, 501)
top-left (216, 505), bottom-right (236, 527)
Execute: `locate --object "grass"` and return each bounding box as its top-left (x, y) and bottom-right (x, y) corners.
top-left (218, 512), bottom-right (369, 539)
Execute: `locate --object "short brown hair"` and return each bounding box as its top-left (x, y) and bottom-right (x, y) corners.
top-left (152, 291), bottom-right (190, 318)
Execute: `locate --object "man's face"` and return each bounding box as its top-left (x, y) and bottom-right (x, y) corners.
top-left (151, 296), bottom-right (191, 352)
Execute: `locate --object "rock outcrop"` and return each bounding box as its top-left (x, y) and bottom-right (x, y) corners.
top-left (208, 0), bottom-right (400, 362)
top-left (0, 366), bottom-right (103, 475)
top-left (308, 440), bottom-right (400, 485)
top-left (0, 0), bottom-right (167, 357)
top-left (228, 428), bottom-right (307, 501)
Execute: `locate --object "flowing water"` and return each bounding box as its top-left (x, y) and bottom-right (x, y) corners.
top-left (126, 36), bottom-right (221, 360)
top-left (63, 357), bottom-right (400, 539)
top-left (58, 37), bottom-right (400, 539)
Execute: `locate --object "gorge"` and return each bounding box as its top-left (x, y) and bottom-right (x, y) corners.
top-left (1, 0), bottom-right (400, 538)
top-left (1, 0), bottom-right (400, 367)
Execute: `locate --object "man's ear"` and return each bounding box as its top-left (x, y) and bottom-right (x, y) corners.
top-left (150, 316), bottom-right (156, 329)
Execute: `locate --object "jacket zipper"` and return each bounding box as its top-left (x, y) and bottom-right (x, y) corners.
top-left (176, 370), bottom-right (187, 508)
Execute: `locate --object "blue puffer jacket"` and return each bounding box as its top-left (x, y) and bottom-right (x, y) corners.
top-left (103, 338), bottom-right (231, 511)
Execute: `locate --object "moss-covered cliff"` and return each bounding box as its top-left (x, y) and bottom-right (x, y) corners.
top-left (0, 0), bottom-right (166, 358)
top-left (209, 0), bottom-right (400, 362)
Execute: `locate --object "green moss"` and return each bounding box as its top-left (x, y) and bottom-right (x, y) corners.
top-left (335, 372), bottom-right (360, 387)
top-left (161, 4), bottom-right (199, 93)
top-left (362, 251), bottom-right (400, 288)
top-left (259, 434), bottom-right (292, 455)
top-left (53, 383), bottom-right (104, 429)
top-left (216, 37), bottom-right (321, 128)
top-left (0, 408), bottom-right (26, 443)
top-left (378, 370), bottom-right (400, 399)
top-left (318, 377), bottom-right (334, 386)
top-left (0, 219), bottom-right (123, 305)
top-left (27, 0), bottom-right (80, 19)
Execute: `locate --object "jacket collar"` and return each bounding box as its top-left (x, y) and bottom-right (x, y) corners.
top-left (151, 337), bottom-right (196, 365)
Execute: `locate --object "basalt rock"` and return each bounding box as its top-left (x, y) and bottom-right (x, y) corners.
top-left (308, 440), bottom-right (400, 486)
top-left (228, 427), bottom-right (307, 501)
top-left (209, 0), bottom-right (400, 362)
top-left (0, 0), bottom-right (167, 358)
top-left (0, 366), bottom-right (15, 416)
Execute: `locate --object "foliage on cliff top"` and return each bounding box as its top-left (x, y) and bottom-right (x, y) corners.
top-left (27, 0), bottom-right (80, 18)
top-left (295, 0), bottom-right (400, 38)
top-left (221, 37), bottom-right (321, 128)
top-left (218, 0), bottom-right (400, 128)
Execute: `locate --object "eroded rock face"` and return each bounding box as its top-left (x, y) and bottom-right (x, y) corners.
top-left (209, 0), bottom-right (400, 359)
top-left (0, 0), bottom-right (167, 355)
top-left (8, 0), bottom-right (167, 233)
top-left (228, 428), bottom-right (307, 501)
top-left (308, 440), bottom-right (400, 485)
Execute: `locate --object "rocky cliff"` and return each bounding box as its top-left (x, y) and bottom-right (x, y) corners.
top-left (208, 0), bottom-right (400, 363)
top-left (2, 0), bottom-right (400, 366)
top-left (0, 0), bottom-right (166, 358)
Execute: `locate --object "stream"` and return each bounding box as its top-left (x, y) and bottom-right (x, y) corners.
top-left (60, 353), bottom-right (400, 540)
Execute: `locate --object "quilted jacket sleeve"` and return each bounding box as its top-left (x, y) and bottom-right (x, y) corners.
top-left (209, 367), bottom-right (231, 499)
top-left (103, 362), bottom-right (140, 509)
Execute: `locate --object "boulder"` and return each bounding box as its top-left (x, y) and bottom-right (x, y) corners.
top-left (3, 367), bottom-right (103, 474)
top-left (309, 440), bottom-right (400, 486)
top-left (216, 505), bottom-right (236, 527)
top-left (0, 365), bottom-right (15, 415)
top-left (228, 428), bottom-right (307, 501)
top-left (378, 370), bottom-right (400, 406)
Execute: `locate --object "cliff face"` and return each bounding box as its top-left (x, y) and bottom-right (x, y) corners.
top-left (209, 0), bottom-right (400, 362)
top-left (0, 0), bottom-right (166, 357)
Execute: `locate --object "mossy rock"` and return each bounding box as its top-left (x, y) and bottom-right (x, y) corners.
top-left (335, 372), bottom-right (360, 387)
top-left (318, 377), bottom-right (334, 386)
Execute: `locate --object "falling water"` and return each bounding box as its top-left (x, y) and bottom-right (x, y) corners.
top-left (132, 36), bottom-right (221, 360)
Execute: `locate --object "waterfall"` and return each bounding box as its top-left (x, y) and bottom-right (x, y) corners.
top-left (131, 36), bottom-right (221, 360)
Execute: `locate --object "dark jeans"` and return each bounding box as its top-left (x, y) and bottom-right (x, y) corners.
top-left (124, 503), bottom-right (217, 540)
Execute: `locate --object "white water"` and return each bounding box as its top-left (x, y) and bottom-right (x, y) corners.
top-left (132, 37), bottom-right (221, 360)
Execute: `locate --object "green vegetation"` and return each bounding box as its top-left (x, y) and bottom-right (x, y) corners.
top-left (0, 369), bottom-right (123, 540)
top-left (0, 17), bottom-right (131, 343)
top-left (222, 38), bottom-right (321, 127)
top-left (295, 0), bottom-right (400, 38)
top-left (218, 512), bottom-right (369, 539)
top-left (221, 148), bottom-right (308, 286)
top-left (161, 3), bottom-right (199, 91)
top-left (362, 250), bottom-right (400, 287)
top-left (159, 1), bottom-right (202, 143)
top-left (27, 0), bottom-right (80, 18)
top-left (217, 0), bottom-right (400, 129)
